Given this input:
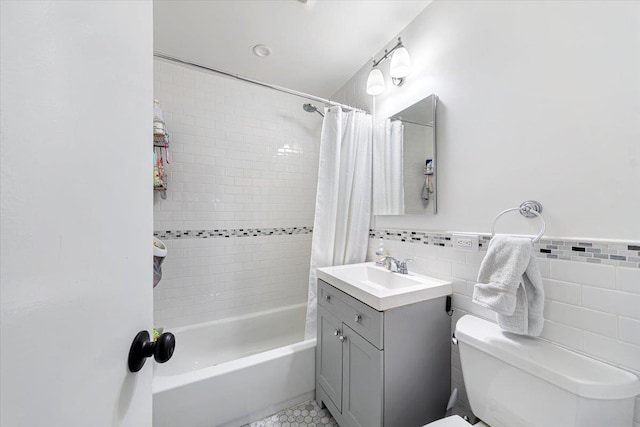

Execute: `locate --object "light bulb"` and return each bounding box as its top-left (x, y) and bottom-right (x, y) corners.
top-left (390, 46), bottom-right (411, 78)
top-left (366, 68), bottom-right (385, 95)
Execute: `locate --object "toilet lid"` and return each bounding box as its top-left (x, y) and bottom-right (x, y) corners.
top-left (423, 415), bottom-right (490, 427)
top-left (424, 415), bottom-right (470, 427)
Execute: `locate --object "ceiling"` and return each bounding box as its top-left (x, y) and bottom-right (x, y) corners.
top-left (154, 0), bottom-right (430, 99)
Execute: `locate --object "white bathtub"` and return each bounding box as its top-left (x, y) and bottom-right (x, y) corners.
top-left (153, 303), bottom-right (316, 427)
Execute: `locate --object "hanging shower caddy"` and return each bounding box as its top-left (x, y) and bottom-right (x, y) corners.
top-left (153, 99), bottom-right (169, 199)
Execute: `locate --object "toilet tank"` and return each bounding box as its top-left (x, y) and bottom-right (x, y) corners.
top-left (455, 315), bottom-right (640, 427)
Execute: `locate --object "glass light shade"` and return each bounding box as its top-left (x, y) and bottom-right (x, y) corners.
top-left (366, 68), bottom-right (385, 95)
top-left (390, 47), bottom-right (411, 78)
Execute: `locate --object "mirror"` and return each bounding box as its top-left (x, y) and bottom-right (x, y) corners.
top-left (372, 94), bottom-right (437, 215)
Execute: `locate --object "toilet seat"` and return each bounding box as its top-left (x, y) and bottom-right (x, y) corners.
top-left (423, 415), bottom-right (489, 427)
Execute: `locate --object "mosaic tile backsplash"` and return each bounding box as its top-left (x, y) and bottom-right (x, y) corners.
top-left (155, 226), bottom-right (312, 240)
top-left (370, 229), bottom-right (640, 269)
top-left (155, 225), bottom-right (640, 268)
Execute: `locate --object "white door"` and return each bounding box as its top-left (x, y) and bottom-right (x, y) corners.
top-left (1, 2), bottom-right (154, 426)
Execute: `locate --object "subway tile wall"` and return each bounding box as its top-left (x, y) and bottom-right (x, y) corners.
top-left (153, 59), bottom-right (321, 232)
top-left (367, 232), bottom-right (640, 426)
top-left (153, 59), bottom-right (320, 327)
top-left (154, 235), bottom-right (311, 327)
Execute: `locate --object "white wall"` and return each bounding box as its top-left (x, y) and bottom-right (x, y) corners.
top-left (153, 60), bottom-right (320, 327)
top-left (334, 0), bottom-right (640, 241)
top-left (334, 1), bottom-right (640, 423)
top-left (1, 1), bottom-right (153, 426)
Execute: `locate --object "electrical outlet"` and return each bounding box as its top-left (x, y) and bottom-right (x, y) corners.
top-left (457, 238), bottom-right (472, 247)
top-left (453, 234), bottom-right (479, 252)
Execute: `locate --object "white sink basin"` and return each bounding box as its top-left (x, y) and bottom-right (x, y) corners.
top-left (317, 262), bottom-right (452, 311)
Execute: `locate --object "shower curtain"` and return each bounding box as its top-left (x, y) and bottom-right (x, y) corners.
top-left (304, 106), bottom-right (373, 339)
top-left (373, 119), bottom-right (404, 215)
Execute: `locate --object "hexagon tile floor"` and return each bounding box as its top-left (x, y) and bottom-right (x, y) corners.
top-left (244, 400), bottom-right (338, 427)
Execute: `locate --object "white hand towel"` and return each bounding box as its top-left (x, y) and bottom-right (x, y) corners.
top-left (473, 235), bottom-right (545, 336)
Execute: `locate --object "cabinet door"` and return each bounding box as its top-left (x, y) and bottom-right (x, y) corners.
top-left (342, 324), bottom-right (383, 427)
top-left (317, 305), bottom-right (343, 411)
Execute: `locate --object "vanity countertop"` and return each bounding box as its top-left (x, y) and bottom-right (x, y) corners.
top-left (317, 262), bottom-right (452, 311)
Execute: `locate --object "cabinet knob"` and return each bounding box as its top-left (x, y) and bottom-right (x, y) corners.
top-left (354, 314), bottom-right (362, 323)
top-left (333, 329), bottom-right (341, 336)
top-left (338, 335), bottom-right (346, 342)
top-left (324, 294), bottom-right (331, 302)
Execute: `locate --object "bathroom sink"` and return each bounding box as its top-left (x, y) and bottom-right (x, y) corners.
top-left (344, 264), bottom-right (423, 290)
top-left (317, 262), bottom-right (452, 311)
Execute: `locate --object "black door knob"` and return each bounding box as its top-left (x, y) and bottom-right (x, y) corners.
top-left (154, 332), bottom-right (175, 363)
top-left (128, 330), bottom-right (176, 372)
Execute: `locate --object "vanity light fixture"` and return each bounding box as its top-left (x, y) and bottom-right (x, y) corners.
top-left (366, 37), bottom-right (411, 95)
top-left (366, 68), bottom-right (385, 96)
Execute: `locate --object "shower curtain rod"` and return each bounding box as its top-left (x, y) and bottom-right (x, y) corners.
top-left (154, 53), bottom-right (369, 114)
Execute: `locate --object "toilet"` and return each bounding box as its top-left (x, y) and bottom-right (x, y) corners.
top-left (426, 315), bottom-right (640, 427)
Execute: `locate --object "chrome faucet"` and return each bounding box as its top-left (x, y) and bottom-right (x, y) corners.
top-left (379, 256), bottom-right (412, 274)
top-left (380, 255), bottom-right (398, 272)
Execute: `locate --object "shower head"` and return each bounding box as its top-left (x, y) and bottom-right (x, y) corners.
top-left (303, 103), bottom-right (324, 117)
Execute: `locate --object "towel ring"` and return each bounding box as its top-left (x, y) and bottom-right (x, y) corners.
top-left (491, 200), bottom-right (546, 243)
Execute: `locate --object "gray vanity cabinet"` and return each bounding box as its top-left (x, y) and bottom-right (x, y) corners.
top-left (317, 305), bottom-right (383, 427)
top-left (342, 324), bottom-right (383, 427)
top-left (316, 279), bottom-right (451, 427)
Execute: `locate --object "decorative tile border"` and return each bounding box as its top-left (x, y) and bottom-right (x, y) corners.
top-left (154, 226), bottom-right (313, 240)
top-left (370, 229), bottom-right (461, 248)
top-left (369, 229), bottom-right (640, 269)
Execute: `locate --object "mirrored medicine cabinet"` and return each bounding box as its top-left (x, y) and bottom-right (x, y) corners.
top-left (372, 94), bottom-right (438, 216)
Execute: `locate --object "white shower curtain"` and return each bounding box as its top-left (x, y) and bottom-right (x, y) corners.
top-left (304, 107), bottom-right (373, 339)
top-left (373, 119), bottom-right (404, 215)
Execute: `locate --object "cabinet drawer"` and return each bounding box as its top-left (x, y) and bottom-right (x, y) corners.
top-left (318, 279), bottom-right (384, 349)
top-left (317, 279), bottom-right (348, 317)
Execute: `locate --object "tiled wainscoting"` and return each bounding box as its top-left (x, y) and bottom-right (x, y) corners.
top-left (154, 231), bottom-right (312, 328)
top-left (368, 229), bottom-right (640, 426)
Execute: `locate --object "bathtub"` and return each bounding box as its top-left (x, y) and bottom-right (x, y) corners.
top-left (153, 303), bottom-right (316, 427)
